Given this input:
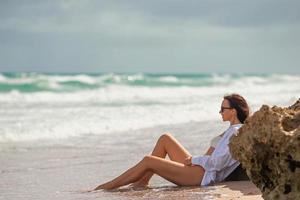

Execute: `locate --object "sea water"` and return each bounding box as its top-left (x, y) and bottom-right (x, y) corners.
top-left (0, 72), bottom-right (299, 143)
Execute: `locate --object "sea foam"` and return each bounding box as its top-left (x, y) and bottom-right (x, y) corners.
top-left (0, 73), bottom-right (299, 142)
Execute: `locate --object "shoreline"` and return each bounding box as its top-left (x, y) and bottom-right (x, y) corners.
top-left (1, 121), bottom-right (262, 200)
top-left (89, 181), bottom-right (262, 200)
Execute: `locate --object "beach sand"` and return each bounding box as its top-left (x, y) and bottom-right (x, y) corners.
top-left (89, 181), bottom-right (262, 200)
top-left (0, 121), bottom-right (262, 200)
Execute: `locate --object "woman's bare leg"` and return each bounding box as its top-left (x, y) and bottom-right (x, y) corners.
top-left (133, 133), bottom-right (192, 186)
top-left (94, 155), bottom-right (204, 190)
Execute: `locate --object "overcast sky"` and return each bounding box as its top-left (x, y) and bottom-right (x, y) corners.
top-left (0, 0), bottom-right (300, 73)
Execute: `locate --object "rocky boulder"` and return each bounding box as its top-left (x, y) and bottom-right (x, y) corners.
top-left (229, 99), bottom-right (300, 200)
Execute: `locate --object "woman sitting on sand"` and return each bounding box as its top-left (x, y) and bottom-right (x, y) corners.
top-left (95, 93), bottom-right (249, 190)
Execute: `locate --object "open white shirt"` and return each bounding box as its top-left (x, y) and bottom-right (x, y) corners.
top-left (191, 124), bottom-right (242, 186)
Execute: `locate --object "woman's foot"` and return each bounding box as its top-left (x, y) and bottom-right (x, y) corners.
top-left (95, 181), bottom-right (149, 191)
top-left (94, 181), bottom-right (114, 190)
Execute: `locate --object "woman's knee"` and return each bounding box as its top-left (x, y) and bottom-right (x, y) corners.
top-left (143, 155), bottom-right (152, 161)
top-left (158, 132), bottom-right (173, 143)
top-left (142, 155), bottom-right (154, 169)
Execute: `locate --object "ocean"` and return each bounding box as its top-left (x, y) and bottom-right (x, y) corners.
top-left (0, 72), bottom-right (299, 200)
top-left (0, 72), bottom-right (299, 143)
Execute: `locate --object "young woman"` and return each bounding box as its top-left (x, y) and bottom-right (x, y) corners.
top-left (95, 93), bottom-right (249, 190)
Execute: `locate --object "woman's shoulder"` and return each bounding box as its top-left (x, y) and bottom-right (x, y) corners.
top-left (226, 124), bottom-right (243, 136)
top-left (231, 124), bottom-right (243, 131)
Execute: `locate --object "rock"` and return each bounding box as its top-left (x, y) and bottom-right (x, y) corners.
top-left (229, 99), bottom-right (300, 200)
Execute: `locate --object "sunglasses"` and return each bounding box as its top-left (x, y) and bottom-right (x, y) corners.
top-left (220, 106), bottom-right (232, 113)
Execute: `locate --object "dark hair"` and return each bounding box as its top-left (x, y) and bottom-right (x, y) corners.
top-left (224, 93), bottom-right (249, 124)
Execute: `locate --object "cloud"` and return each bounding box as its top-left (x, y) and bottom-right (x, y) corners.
top-left (0, 0), bottom-right (299, 73)
top-left (1, 0), bottom-right (300, 33)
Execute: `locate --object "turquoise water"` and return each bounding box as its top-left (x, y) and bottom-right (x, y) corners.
top-left (0, 72), bottom-right (279, 93)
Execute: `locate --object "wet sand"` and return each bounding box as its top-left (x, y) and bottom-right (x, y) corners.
top-left (89, 181), bottom-right (262, 200)
top-left (0, 121), bottom-right (262, 200)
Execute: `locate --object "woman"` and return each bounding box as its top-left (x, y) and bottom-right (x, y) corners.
top-left (95, 93), bottom-right (249, 190)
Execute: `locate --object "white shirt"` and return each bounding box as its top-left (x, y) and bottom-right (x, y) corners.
top-left (191, 124), bottom-right (242, 186)
top-left (210, 135), bottom-right (222, 148)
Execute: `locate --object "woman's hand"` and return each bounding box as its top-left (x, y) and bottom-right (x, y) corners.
top-left (184, 156), bottom-right (192, 166)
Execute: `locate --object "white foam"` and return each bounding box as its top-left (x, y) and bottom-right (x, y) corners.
top-left (0, 74), bottom-right (299, 142)
top-left (159, 76), bottom-right (179, 83)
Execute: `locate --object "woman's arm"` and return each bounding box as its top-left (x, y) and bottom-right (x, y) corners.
top-left (184, 134), bottom-right (221, 166)
top-left (191, 150), bottom-right (232, 171)
top-left (184, 146), bottom-right (215, 166)
top-left (204, 146), bottom-right (215, 155)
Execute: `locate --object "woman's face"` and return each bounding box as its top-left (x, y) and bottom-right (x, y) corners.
top-left (219, 99), bottom-right (235, 122)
